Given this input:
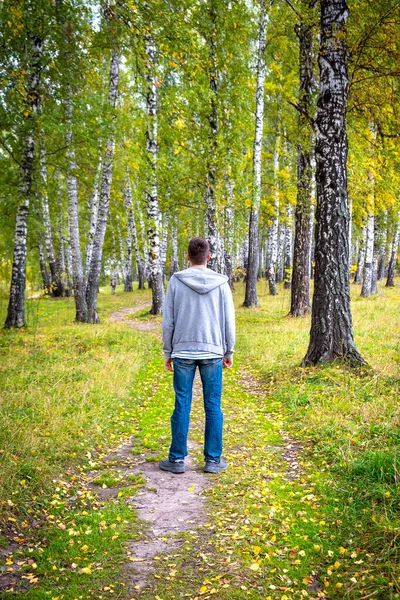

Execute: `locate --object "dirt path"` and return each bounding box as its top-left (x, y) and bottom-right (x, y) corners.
top-left (109, 303), bottom-right (159, 331)
top-left (109, 306), bottom-right (213, 595)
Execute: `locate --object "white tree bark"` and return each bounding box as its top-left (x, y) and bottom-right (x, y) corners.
top-left (284, 204), bottom-right (294, 289)
top-left (244, 0), bottom-right (267, 306)
top-left (361, 213), bottom-right (374, 297)
top-left (55, 168), bottom-right (70, 296)
top-left (354, 222), bottom-right (367, 284)
top-left (160, 212), bottom-right (170, 281)
top-left (386, 210), bottom-right (400, 287)
top-left (39, 142), bottom-right (62, 296)
top-left (5, 35), bottom-right (42, 328)
top-left (303, 0), bottom-right (364, 365)
top-left (86, 50), bottom-right (120, 322)
top-left (267, 129), bottom-right (280, 295)
top-left (170, 215), bottom-right (180, 275)
top-left (144, 36), bottom-right (164, 313)
top-left (85, 154), bottom-right (102, 279)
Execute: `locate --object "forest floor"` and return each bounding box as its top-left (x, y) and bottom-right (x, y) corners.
top-left (0, 280), bottom-right (400, 600)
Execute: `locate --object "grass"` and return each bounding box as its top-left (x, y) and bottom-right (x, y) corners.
top-left (0, 277), bottom-right (399, 599)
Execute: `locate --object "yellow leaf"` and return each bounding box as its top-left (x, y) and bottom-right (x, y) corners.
top-left (250, 563), bottom-right (260, 571)
top-left (253, 545), bottom-right (262, 555)
top-left (79, 566), bottom-right (92, 574)
top-left (199, 585), bottom-right (208, 593)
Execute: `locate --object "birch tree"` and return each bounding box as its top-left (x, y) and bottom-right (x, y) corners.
top-left (290, 17), bottom-right (314, 316)
top-left (386, 211), bottom-right (400, 287)
top-left (85, 49), bottom-right (120, 322)
top-left (303, 0), bottom-right (365, 366)
top-left (39, 142), bottom-right (62, 296)
top-left (4, 35), bottom-right (42, 328)
top-left (144, 36), bottom-right (164, 313)
top-left (267, 129), bottom-right (280, 296)
top-left (243, 0), bottom-right (267, 307)
top-left (361, 212), bottom-right (374, 297)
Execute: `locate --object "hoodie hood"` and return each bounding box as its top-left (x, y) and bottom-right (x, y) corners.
top-left (174, 267), bottom-right (228, 294)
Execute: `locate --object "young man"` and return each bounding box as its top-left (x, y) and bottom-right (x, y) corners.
top-left (160, 238), bottom-right (235, 474)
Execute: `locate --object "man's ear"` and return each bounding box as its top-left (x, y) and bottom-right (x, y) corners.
top-left (186, 253), bottom-right (190, 261)
top-left (206, 254), bottom-right (211, 261)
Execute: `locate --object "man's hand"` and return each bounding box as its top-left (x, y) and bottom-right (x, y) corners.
top-left (223, 357), bottom-right (233, 369)
top-left (164, 358), bottom-right (173, 372)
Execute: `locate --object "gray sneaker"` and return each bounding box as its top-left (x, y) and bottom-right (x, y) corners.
top-left (159, 459), bottom-right (185, 474)
top-left (204, 458), bottom-right (228, 474)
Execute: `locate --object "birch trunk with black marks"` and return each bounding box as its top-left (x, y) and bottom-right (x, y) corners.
top-left (267, 131), bottom-right (280, 296)
top-left (244, 0), bottom-right (267, 306)
top-left (110, 225), bottom-right (118, 295)
top-left (160, 213), bottom-right (170, 282)
top-left (290, 20), bottom-right (313, 316)
top-left (137, 199), bottom-right (147, 288)
top-left (386, 214), bottom-right (400, 287)
top-left (39, 142), bottom-right (62, 296)
top-left (303, 0), bottom-right (365, 365)
top-left (354, 223), bottom-right (366, 284)
top-left (86, 50), bottom-right (120, 323)
top-left (170, 215), bottom-right (180, 276)
top-left (85, 157), bottom-right (102, 279)
top-left (284, 204), bottom-right (294, 289)
top-left (224, 173), bottom-right (235, 288)
top-left (116, 215), bottom-right (125, 286)
top-left (56, 0), bottom-right (88, 321)
top-left (65, 94), bottom-right (88, 321)
top-left (276, 225), bottom-right (285, 283)
top-left (56, 168), bottom-right (70, 295)
top-left (370, 216), bottom-right (380, 294)
top-left (377, 212), bottom-right (387, 280)
top-left (361, 212), bottom-right (374, 297)
top-left (122, 181), bottom-right (134, 292)
top-left (145, 37), bottom-right (164, 313)
top-left (203, 4), bottom-right (224, 273)
top-left (34, 198), bottom-right (51, 292)
top-left (5, 35), bottom-right (42, 328)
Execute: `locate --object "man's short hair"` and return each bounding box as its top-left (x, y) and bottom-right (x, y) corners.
top-left (188, 238), bottom-right (210, 264)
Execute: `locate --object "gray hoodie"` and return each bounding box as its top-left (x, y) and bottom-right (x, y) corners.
top-left (162, 266), bottom-right (235, 359)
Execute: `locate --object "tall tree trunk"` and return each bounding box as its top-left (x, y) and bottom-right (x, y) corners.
top-left (354, 223), bottom-right (366, 284)
top-left (144, 37), bottom-right (164, 313)
top-left (224, 172), bottom-right (235, 289)
top-left (386, 215), bottom-right (400, 287)
top-left (136, 199), bottom-right (147, 288)
top-left (4, 35), bottom-right (42, 328)
top-left (303, 0), bottom-right (365, 365)
top-left (85, 155), bottom-right (102, 279)
top-left (361, 213), bottom-right (374, 297)
top-left (34, 198), bottom-right (51, 292)
top-left (377, 211), bottom-right (387, 280)
top-left (284, 204), bottom-right (294, 289)
top-left (160, 213), bottom-right (170, 282)
top-left (39, 142), bottom-right (62, 296)
top-left (65, 95), bottom-right (88, 321)
top-left (244, 0), bottom-right (267, 306)
top-left (122, 182), bottom-right (133, 292)
top-left (86, 50), bottom-right (120, 322)
top-left (170, 215), bottom-right (180, 276)
top-left (124, 179), bottom-right (145, 290)
top-left (116, 215), bottom-right (126, 287)
top-left (276, 224), bottom-right (285, 283)
top-left (370, 216), bottom-right (379, 294)
top-left (56, 168), bottom-right (70, 296)
top-left (290, 20), bottom-right (314, 316)
top-left (110, 224), bottom-right (118, 295)
top-left (267, 129), bottom-right (280, 296)
top-left (203, 4), bottom-right (224, 273)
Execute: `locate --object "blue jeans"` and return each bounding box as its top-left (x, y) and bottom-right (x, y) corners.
top-left (168, 357), bottom-right (223, 463)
